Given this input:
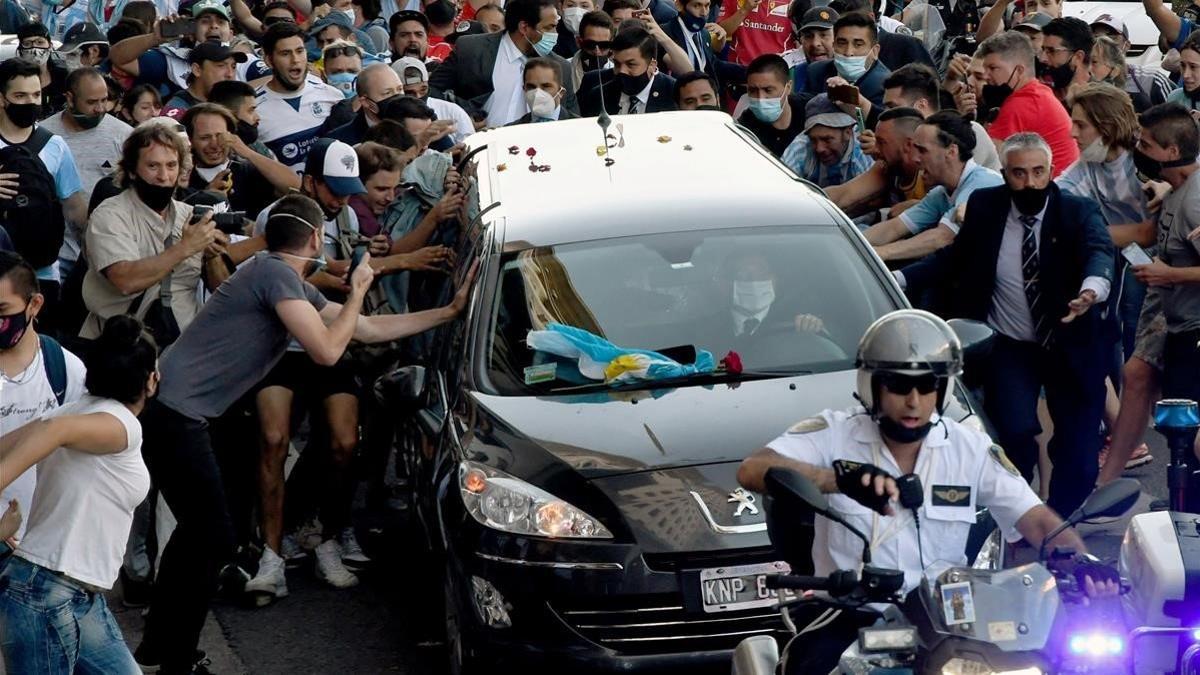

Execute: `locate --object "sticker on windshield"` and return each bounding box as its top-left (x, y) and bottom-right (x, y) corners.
top-left (987, 621), bottom-right (1017, 642)
top-left (524, 363), bottom-right (558, 384)
top-left (941, 581), bottom-right (975, 626)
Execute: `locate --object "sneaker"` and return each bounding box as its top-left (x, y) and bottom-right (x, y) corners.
top-left (339, 527), bottom-right (370, 568)
top-left (136, 649), bottom-right (208, 675)
top-left (296, 519), bottom-right (324, 551)
top-left (279, 534), bottom-right (306, 569)
top-left (120, 568), bottom-right (153, 609)
top-left (314, 539), bottom-right (359, 589)
top-left (244, 548), bottom-right (288, 606)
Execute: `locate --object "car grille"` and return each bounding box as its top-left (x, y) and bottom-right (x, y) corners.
top-left (552, 593), bottom-right (788, 656)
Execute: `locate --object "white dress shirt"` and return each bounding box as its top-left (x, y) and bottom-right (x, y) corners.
top-left (988, 205), bottom-right (1111, 343)
top-left (426, 96), bottom-right (475, 142)
top-left (485, 33), bottom-right (529, 127)
top-left (619, 74), bottom-right (654, 114)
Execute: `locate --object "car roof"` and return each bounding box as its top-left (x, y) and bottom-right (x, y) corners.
top-left (464, 111), bottom-right (849, 249)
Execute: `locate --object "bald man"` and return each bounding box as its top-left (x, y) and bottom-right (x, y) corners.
top-left (327, 63), bottom-right (406, 145)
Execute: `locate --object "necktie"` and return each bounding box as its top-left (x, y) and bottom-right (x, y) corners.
top-left (629, 98), bottom-right (640, 114)
top-left (1020, 214), bottom-right (1051, 347)
top-left (741, 318), bottom-right (759, 335)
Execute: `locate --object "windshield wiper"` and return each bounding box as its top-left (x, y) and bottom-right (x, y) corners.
top-left (547, 368), bottom-right (813, 394)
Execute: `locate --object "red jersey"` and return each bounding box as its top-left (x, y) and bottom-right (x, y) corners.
top-left (987, 80), bottom-right (1079, 177)
top-left (718, 0), bottom-right (792, 66)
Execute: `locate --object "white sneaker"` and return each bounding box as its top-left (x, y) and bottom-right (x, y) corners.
top-left (340, 527), bottom-right (370, 568)
top-left (315, 539), bottom-right (359, 589)
top-left (296, 519), bottom-right (324, 551)
top-left (244, 548), bottom-right (288, 606)
top-left (280, 534), bottom-right (306, 568)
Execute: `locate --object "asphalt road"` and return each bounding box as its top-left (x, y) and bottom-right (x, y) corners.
top-left (108, 432), bottom-right (1173, 675)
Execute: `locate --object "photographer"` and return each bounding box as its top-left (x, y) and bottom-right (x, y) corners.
top-left (134, 191), bottom-right (476, 672)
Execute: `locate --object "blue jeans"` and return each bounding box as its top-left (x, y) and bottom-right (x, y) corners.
top-left (0, 555), bottom-right (139, 675)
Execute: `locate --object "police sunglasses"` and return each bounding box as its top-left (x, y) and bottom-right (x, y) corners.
top-left (878, 373), bottom-right (941, 395)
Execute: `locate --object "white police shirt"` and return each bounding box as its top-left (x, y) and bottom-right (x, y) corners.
top-left (766, 406), bottom-right (1040, 593)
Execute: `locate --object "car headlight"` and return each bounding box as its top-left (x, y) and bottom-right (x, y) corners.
top-left (940, 658), bottom-right (1041, 675)
top-left (459, 461), bottom-right (613, 539)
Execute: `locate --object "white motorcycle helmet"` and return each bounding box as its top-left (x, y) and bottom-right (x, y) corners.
top-left (855, 309), bottom-right (963, 415)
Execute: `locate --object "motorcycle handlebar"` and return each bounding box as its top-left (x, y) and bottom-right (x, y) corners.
top-left (765, 569), bottom-right (859, 595)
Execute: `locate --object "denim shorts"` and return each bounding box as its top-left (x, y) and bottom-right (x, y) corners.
top-left (0, 555), bottom-right (139, 675)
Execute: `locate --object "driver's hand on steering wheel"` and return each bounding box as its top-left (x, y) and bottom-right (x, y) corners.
top-left (794, 313), bottom-right (826, 334)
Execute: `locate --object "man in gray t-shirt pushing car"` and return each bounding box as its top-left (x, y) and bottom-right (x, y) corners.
top-left (131, 192), bottom-right (478, 674)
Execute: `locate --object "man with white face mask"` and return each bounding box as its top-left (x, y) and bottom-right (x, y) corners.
top-left (723, 251), bottom-right (826, 341)
top-left (16, 23), bottom-right (69, 118)
top-left (509, 57), bottom-right (579, 124)
top-left (555, 0), bottom-right (596, 58)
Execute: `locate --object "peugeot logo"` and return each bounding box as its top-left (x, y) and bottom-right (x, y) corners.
top-left (727, 488), bottom-right (759, 517)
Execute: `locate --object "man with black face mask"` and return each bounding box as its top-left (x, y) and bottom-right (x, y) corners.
top-left (328, 62), bottom-right (405, 145)
top-left (579, 26), bottom-right (677, 116)
top-left (738, 309), bottom-right (1115, 674)
top-left (899, 133), bottom-right (1115, 517)
top-left (1037, 17), bottom-right (1093, 105)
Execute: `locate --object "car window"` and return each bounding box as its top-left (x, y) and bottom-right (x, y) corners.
top-left (484, 226), bottom-right (896, 395)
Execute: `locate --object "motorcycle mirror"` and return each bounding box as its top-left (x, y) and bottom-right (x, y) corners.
top-left (947, 318), bottom-right (994, 360)
top-left (764, 467), bottom-right (873, 564)
top-left (1076, 477), bottom-right (1141, 521)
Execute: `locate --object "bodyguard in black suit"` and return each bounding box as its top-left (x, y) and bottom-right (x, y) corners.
top-left (901, 133), bottom-right (1115, 516)
top-left (427, 0), bottom-right (579, 123)
top-left (579, 26), bottom-right (678, 116)
top-left (659, 8), bottom-right (746, 87)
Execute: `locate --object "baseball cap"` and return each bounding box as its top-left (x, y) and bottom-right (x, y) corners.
top-left (392, 56), bottom-right (429, 85)
top-left (304, 138), bottom-right (366, 196)
top-left (189, 40), bottom-right (249, 64)
top-left (188, 0), bottom-right (232, 21)
top-left (1090, 14), bottom-right (1129, 41)
top-left (800, 7), bottom-right (838, 32)
top-left (309, 11), bottom-right (354, 36)
top-left (60, 22), bottom-right (108, 53)
top-left (803, 94), bottom-right (856, 132)
top-left (1014, 12), bottom-right (1052, 33)
top-left (390, 9), bottom-right (430, 35)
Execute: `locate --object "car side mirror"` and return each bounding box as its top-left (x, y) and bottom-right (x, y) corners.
top-left (1076, 477), bottom-right (1141, 522)
top-left (374, 365), bottom-right (427, 407)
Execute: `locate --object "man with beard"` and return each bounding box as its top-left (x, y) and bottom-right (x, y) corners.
top-left (1037, 17), bottom-right (1093, 106)
top-left (183, 103), bottom-right (300, 217)
top-left (40, 68), bottom-right (132, 281)
top-left (161, 41), bottom-right (245, 120)
top-left (109, 0), bottom-right (272, 94)
top-left (827, 106), bottom-right (924, 218)
top-left (781, 93), bottom-right (872, 187)
top-left (209, 79), bottom-right (276, 160)
top-left (255, 22), bottom-right (345, 173)
top-left (975, 30), bottom-right (1078, 174)
top-left (390, 9), bottom-right (431, 62)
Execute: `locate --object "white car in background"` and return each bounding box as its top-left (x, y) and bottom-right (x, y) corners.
top-left (1063, 0), bottom-right (1165, 66)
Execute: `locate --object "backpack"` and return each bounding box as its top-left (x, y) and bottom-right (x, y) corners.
top-left (0, 128), bottom-right (64, 268)
top-left (38, 333), bottom-right (67, 406)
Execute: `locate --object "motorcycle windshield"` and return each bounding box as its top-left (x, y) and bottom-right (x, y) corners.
top-left (919, 563), bottom-right (1060, 653)
top-left (901, 2), bottom-right (946, 52)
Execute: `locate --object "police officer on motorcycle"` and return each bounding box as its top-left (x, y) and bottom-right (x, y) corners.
top-left (737, 310), bottom-right (1118, 673)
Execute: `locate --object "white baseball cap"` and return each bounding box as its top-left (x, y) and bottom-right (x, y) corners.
top-left (304, 138), bottom-right (365, 196)
top-left (391, 56), bottom-right (429, 85)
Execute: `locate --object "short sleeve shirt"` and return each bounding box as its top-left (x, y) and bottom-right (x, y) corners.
top-left (0, 129), bottom-right (84, 281)
top-left (987, 81), bottom-right (1079, 177)
top-left (899, 160), bottom-right (1004, 235)
top-left (765, 406), bottom-right (1040, 593)
top-left (1156, 169), bottom-right (1200, 334)
top-left (255, 78), bottom-right (344, 173)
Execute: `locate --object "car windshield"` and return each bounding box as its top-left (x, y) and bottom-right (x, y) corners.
top-left (484, 226), bottom-right (896, 395)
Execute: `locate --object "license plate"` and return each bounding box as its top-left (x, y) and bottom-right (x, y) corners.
top-left (699, 561), bottom-right (797, 613)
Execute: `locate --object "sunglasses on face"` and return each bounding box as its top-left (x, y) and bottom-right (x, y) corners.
top-left (325, 45), bottom-right (362, 59)
top-left (579, 40), bottom-right (612, 51)
top-left (878, 373), bottom-right (941, 395)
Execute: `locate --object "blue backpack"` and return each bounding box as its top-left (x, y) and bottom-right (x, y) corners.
top-left (38, 334), bottom-right (67, 406)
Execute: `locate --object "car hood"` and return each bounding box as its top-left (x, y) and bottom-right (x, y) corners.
top-left (1062, 2), bottom-right (1158, 47)
top-left (471, 371), bottom-right (860, 480)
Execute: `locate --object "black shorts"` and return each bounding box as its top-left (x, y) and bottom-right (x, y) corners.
top-left (257, 351), bottom-right (359, 400)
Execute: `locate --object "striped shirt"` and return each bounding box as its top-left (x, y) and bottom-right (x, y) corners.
top-left (1055, 150), bottom-right (1148, 228)
top-left (780, 133), bottom-right (873, 188)
top-left (255, 77), bottom-right (345, 173)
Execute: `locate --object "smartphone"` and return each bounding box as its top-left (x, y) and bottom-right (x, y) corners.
top-left (1121, 243), bottom-right (1154, 266)
top-left (855, 107), bottom-right (866, 133)
top-left (829, 84), bottom-right (859, 106)
top-left (160, 17), bottom-right (196, 39)
top-left (189, 205), bottom-right (212, 226)
top-left (348, 247), bottom-right (367, 278)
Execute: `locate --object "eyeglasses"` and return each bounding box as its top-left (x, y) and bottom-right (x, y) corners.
top-left (324, 44), bottom-right (362, 59)
top-left (579, 40), bottom-right (612, 51)
top-left (1039, 45), bottom-right (1074, 57)
top-left (878, 372), bottom-right (941, 395)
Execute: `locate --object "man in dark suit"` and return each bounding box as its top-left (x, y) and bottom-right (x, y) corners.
top-left (660, 0), bottom-right (746, 85)
top-left (899, 132), bottom-right (1115, 516)
top-left (427, 0), bottom-right (579, 126)
top-left (508, 57), bottom-right (582, 124)
top-left (803, 11), bottom-right (891, 109)
top-left (579, 26), bottom-right (677, 116)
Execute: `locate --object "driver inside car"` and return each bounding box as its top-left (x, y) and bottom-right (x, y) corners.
top-left (715, 250), bottom-right (828, 341)
top-left (737, 309), bottom-right (1119, 673)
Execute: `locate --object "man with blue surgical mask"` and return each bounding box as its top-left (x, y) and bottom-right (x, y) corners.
top-left (801, 10), bottom-right (890, 112)
top-left (323, 41), bottom-right (364, 100)
top-left (737, 54), bottom-right (805, 158)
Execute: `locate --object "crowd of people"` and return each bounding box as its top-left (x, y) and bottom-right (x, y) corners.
top-left (0, 0), bottom-right (1190, 670)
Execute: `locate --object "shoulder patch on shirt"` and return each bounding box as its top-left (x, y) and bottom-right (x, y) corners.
top-left (787, 416), bottom-right (828, 434)
top-left (932, 485), bottom-right (972, 506)
top-left (989, 444), bottom-right (1020, 477)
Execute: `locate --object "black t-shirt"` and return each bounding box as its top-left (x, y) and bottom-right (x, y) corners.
top-left (737, 94), bottom-right (808, 159)
top-left (188, 158), bottom-right (276, 217)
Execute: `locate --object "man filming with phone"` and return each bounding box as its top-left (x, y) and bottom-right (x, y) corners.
top-left (737, 310), bottom-right (1117, 674)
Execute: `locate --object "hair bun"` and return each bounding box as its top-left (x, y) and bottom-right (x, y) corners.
top-left (97, 315), bottom-right (145, 349)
